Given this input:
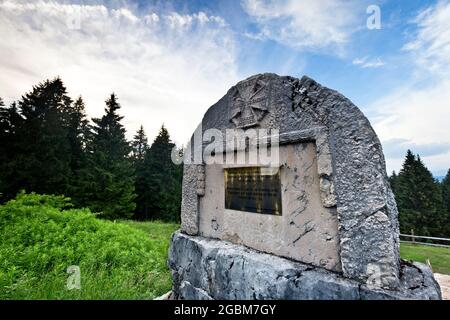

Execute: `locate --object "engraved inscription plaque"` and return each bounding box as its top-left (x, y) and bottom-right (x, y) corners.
top-left (224, 167), bottom-right (282, 215)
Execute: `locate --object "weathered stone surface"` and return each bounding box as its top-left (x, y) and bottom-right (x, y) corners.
top-left (169, 232), bottom-right (442, 300)
top-left (196, 165), bottom-right (206, 197)
top-left (199, 142), bottom-right (341, 272)
top-left (180, 73), bottom-right (401, 287)
top-left (180, 163), bottom-right (199, 235)
top-left (179, 281), bottom-right (213, 300)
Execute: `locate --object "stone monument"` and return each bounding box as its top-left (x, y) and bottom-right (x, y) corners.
top-left (168, 74), bottom-right (442, 300)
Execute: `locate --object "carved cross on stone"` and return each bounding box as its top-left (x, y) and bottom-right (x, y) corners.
top-left (230, 78), bottom-right (269, 128)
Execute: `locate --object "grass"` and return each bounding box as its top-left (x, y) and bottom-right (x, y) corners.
top-left (0, 193), bottom-right (179, 300)
top-left (122, 223), bottom-right (450, 275)
top-left (120, 220), bottom-right (179, 242)
top-left (400, 243), bottom-right (450, 275)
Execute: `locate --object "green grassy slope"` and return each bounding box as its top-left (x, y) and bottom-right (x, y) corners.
top-left (0, 193), bottom-right (179, 300)
top-left (400, 243), bottom-right (450, 275)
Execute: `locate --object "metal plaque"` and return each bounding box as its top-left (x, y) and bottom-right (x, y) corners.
top-left (224, 167), bottom-right (282, 215)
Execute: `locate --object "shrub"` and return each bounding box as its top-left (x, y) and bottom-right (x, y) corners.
top-left (0, 192), bottom-right (172, 299)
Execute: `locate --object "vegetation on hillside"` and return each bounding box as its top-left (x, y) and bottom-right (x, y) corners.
top-left (400, 243), bottom-right (450, 275)
top-left (0, 193), bottom-right (178, 299)
top-left (390, 151), bottom-right (450, 237)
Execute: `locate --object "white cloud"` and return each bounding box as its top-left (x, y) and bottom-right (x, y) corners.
top-left (402, 1), bottom-right (450, 75)
top-left (352, 56), bottom-right (385, 68)
top-left (0, 0), bottom-right (239, 144)
top-left (371, 79), bottom-right (450, 176)
top-left (241, 0), bottom-right (362, 50)
top-left (373, 80), bottom-right (450, 146)
top-left (370, 2), bottom-right (450, 176)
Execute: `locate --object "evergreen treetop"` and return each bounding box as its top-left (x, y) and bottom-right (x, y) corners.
top-left (12, 78), bottom-right (73, 196)
top-left (393, 150), bottom-right (446, 236)
top-left (132, 125), bottom-right (149, 162)
top-left (84, 93), bottom-right (136, 220)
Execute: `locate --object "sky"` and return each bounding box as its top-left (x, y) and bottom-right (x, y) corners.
top-left (0, 0), bottom-right (449, 176)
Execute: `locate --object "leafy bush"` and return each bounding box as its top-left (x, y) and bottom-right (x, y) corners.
top-left (0, 192), bottom-right (176, 299)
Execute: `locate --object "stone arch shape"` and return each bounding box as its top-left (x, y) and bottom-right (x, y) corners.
top-left (180, 73), bottom-right (400, 289)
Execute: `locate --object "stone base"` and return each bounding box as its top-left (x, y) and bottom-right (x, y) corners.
top-left (168, 231), bottom-right (442, 300)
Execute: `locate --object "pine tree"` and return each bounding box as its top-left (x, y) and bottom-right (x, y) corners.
top-left (84, 93), bottom-right (136, 219)
top-left (9, 78), bottom-right (73, 198)
top-left (66, 96), bottom-right (92, 207)
top-left (132, 125), bottom-right (148, 162)
top-left (441, 169), bottom-right (450, 236)
top-left (141, 125), bottom-right (182, 221)
top-left (443, 169), bottom-right (450, 213)
top-left (132, 125), bottom-right (149, 220)
top-left (394, 150), bottom-right (445, 236)
top-left (67, 97), bottom-right (91, 168)
top-left (0, 101), bottom-right (23, 200)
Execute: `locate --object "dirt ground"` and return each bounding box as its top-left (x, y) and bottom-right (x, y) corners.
top-left (435, 273), bottom-right (450, 300)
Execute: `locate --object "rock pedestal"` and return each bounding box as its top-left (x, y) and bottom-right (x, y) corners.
top-left (169, 232), bottom-right (441, 300)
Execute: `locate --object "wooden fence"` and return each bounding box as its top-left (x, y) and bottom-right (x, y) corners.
top-left (400, 233), bottom-right (450, 248)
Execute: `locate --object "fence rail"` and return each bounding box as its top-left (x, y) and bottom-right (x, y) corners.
top-left (400, 233), bottom-right (450, 248)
